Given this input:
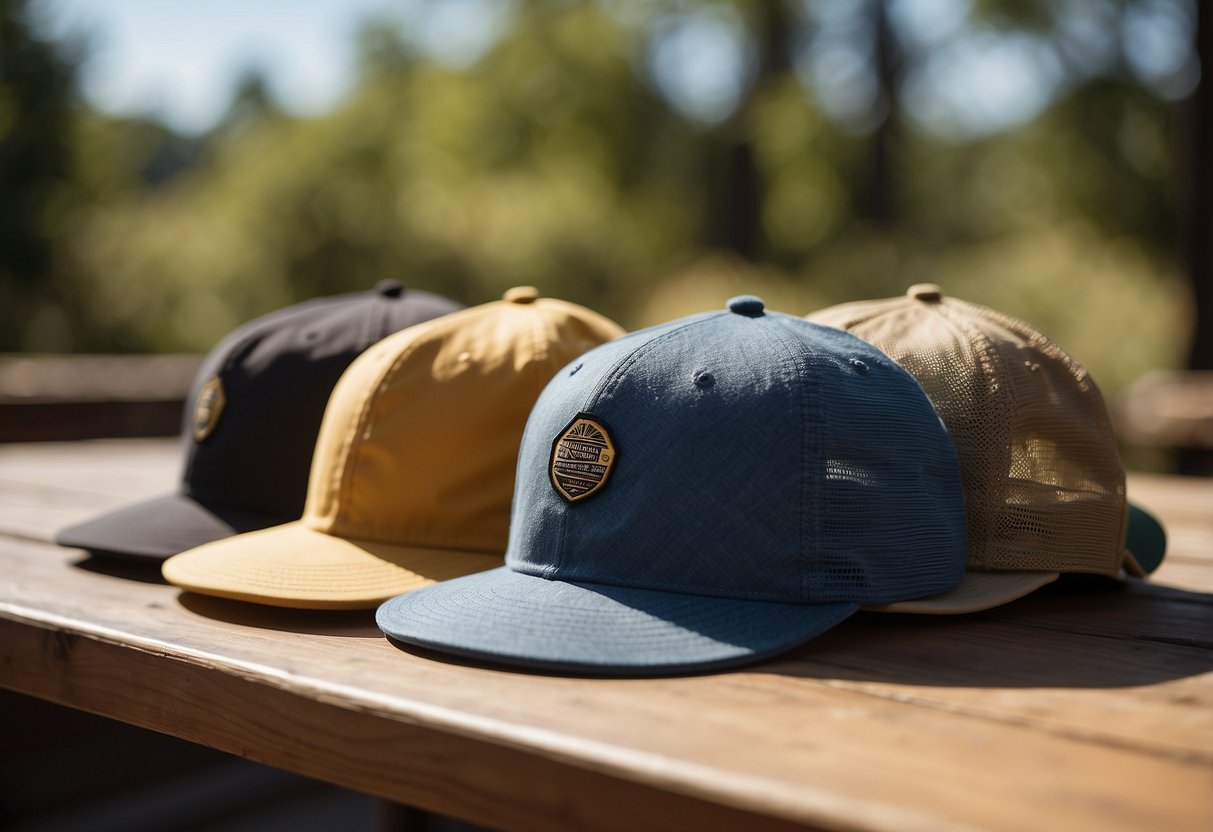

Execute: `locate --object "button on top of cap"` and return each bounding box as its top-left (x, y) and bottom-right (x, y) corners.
top-left (375, 279), bottom-right (405, 298)
top-left (727, 295), bottom-right (765, 317)
top-left (504, 286), bottom-right (540, 304)
top-left (907, 283), bottom-right (943, 302)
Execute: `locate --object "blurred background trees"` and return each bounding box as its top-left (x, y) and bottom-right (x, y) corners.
top-left (0, 0), bottom-right (1203, 395)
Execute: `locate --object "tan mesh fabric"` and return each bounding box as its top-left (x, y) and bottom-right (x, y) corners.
top-left (808, 283), bottom-right (1128, 579)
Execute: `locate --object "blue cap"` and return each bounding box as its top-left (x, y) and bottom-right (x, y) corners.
top-left (377, 297), bottom-right (967, 675)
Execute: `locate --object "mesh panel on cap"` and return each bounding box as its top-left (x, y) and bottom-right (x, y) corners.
top-left (807, 339), bottom-right (969, 603)
top-left (809, 294), bottom-right (1126, 578)
top-left (974, 303), bottom-right (1124, 574)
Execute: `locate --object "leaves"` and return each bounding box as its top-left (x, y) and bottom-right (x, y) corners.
top-left (1, 0), bottom-right (1193, 393)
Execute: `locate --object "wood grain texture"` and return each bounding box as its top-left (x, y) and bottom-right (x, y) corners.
top-left (0, 441), bottom-right (1210, 832)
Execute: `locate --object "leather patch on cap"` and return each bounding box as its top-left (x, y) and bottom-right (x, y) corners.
top-left (550, 415), bottom-right (616, 503)
top-left (193, 376), bottom-right (226, 442)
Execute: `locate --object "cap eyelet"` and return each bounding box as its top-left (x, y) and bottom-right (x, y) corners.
top-left (726, 296), bottom-right (765, 317)
top-left (375, 279), bottom-right (405, 298)
top-left (850, 358), bottom-right (869, 375)
top-left (504, 286), bottom-right (539, 304)
top-left (907, 283), bottom-right (943, 303)
top-left (693, 370), bottom-right (715, 389)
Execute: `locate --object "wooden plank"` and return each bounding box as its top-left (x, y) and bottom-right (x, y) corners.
top-left (0, 620), bottom-right (817, 832)
top-left (0, 439), bottom-right (179, 541)
top-left (1118, 371), bottom-right (1213, 450)
top-left (0, 355), bottom-right (198, 442)
top-left (1, 535), bottom-right (1210, 831)
top-left (0, 443), bottom-right (1210, 831)
top-left (0, 354), bottom-right (199, 401)
top-left (0, 438), bottom-right (179, 498)
top-left (0, 400), bottom-right (185, 442)
top-left (1127, 472), bottom-right (1213, 525)
top-left (1149, 559), bottom-right (1213, 593)
top-left (1127, 472), bottom-right (1213, 593)
top-left (2, 602), bottom-right (1209, 832)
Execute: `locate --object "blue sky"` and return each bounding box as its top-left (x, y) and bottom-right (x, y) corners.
top-left (34, 0), bottom-right (509, 133)
top-left (32, 0), bottom-right (1197, 138)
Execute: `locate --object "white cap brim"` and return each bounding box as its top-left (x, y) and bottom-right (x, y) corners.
top-left (863, 570), bottom-right (1060, 615)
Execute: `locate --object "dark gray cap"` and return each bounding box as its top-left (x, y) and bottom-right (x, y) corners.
top-left (55, 281), bottom-right (462, 560)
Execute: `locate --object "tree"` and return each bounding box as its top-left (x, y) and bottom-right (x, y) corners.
top-left (1186, 1), bottom-right (1211, 373)
top-left (0, 0), bottom-right (76, 350)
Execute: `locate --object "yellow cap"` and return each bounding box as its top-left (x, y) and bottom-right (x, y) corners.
top-left (163, 290), bottom-right (625, 609)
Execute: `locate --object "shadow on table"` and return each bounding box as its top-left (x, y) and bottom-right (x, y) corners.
top-left (175, 592), bottom-right (382, 639)
top-left (72, 552), bottom-right (168, 585)
top-left (767, 577), bottom-right (1213, 689)
top-left (383, 577), bottom-right (1212, 687)
top-left (68, 552), bottom-right (380, 637)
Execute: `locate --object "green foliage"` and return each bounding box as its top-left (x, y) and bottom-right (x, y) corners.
top-left (0, 0), bottom-right (76, 350)
top-left (0, 0), bottom-right (1194, 396)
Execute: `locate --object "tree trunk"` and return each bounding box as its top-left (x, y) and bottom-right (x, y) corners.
top-left (1188, 0), bottom-right (1213, 372)
top-left (1179, 1), bottom-right (1213, 474)
top-left (867, 0), bottom-right (897, 226)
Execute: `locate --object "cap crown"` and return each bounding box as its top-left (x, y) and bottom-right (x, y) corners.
top-left (808, 286), bottom-right (1127, 576)
top-left (506, 305), bottom-right (967, 604)
top-left (303, 294), bottom-right (625, 554)
top-left (182, 283), bottom-right (462, 520)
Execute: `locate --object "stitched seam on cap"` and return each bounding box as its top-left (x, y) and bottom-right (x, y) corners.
top-left (368, 290), bottom-right (389, 343)
top-left (181, 315), bottom-right (287, 490)
top-left (980, 301), bottom-right (1123, 454)
top-left (928, 299), bottom-right (1004, 414)
top-left (965, 299), bottom-right (1127, 561)
top-left (934, 300), bottom-right (1006, 558)
top-left (570, 311), bottom-right (813, 602)
top-left (527, 303), bottom-right (575, 576)
top-left (559, 576), bottom-right (815, 601)
top-left (766, 316), bottom-right (814, 601)
top-left (330, 326), bottom-right (432, 532)
top-left (342, 532), bottom-right (503, 555)
top-left (816, 303), bottom-right (887, 330)
top-left (527, 299), bottom-right (551, 370)
top-left (588, 314), bottom-right (721, 404)
top-left (551, 313), bottom-right (718, 574)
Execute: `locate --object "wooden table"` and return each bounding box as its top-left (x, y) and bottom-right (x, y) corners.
top-left (1, 439), bottom-right (1211, 832)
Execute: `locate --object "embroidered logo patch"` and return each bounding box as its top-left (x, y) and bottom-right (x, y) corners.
top-left (193, 376), bottom-right (226, 442)
top-left (550, 415), bottom-right (616, 503)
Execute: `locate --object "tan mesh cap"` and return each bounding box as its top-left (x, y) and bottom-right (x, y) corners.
top-left (808, 284), bottom-right (1165, 613)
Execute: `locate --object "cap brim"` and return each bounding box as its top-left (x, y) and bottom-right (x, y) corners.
top-left (866, 570), bottom-right (1059, 615)
top-left (376, 567), bottom-right (859, 676)
top-left (870, 499), bottom-right (1168, 614)
top-left (161, 521), bottom-right (501, 609)
top-left (54, 492), bottom-right (287, 562)
top-left (1123, 501), bottom-right (1166, 576)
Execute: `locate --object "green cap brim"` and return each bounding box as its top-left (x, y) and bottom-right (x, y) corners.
top-left (1124, 502), bottom-right (1166, 575)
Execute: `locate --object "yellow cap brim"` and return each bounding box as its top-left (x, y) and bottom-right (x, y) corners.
top-left (162, 521), bottom-right (501, 610)
top-left (863, 570), bottom-right (1060, 615)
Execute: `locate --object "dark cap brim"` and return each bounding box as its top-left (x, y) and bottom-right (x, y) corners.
top-left (53, 492), bottom-right (289, 562)
top-left (376, 566), bottom-right (858, 676)
top-left (1123, 501), bottom-right (1166, 576)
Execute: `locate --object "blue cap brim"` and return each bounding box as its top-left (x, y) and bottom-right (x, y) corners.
top-left (376, 566), bottom-right (858, 676)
